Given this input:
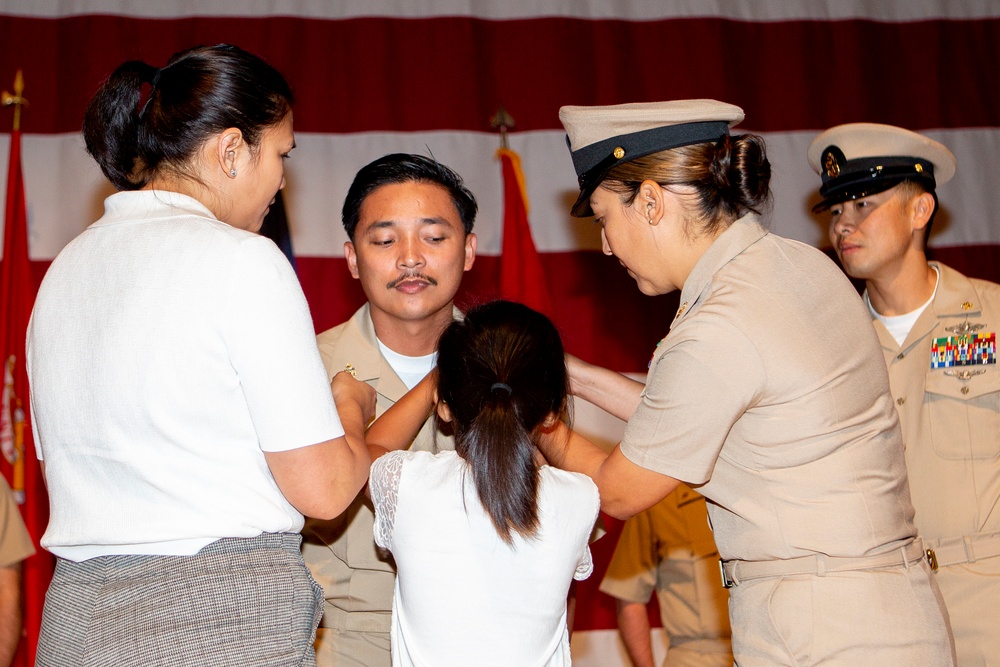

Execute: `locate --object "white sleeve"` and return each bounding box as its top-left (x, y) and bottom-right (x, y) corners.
top-left (573, 480), bottom-right (601, 581)
top-left (223, 236), bottom-right (344, 452)
top-left (574, 546), bottom-right (595, 581)
top-left (371, 451), bottom-right (405, 551)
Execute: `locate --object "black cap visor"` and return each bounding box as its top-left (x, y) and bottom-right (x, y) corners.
top-left (569, 121), bottom-right (730, 217)
top-left (812, 155), bottom-right (936, 213)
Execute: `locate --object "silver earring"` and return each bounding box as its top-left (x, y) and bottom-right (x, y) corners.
top-left (230, 169), bottom-right (237, 177)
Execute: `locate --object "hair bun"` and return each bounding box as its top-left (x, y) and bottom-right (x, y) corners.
top-left (729, 134), bottom-right (771, 209)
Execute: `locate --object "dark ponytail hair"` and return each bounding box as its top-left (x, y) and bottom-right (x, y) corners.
top-left (602, 133), bottom-right (771, 236)
top-left (435, 300), bottom-right (568, 545)
top-left (83, 44), bottom-right (293, 191)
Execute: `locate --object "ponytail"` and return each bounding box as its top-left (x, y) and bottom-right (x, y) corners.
top-left (436, 301), bottom-right (568, 546)
top-left (459, 399), bottom-right (540, 544)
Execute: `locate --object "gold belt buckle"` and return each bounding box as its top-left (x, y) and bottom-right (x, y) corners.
top-left (926, 548), bottom-right (938, 571)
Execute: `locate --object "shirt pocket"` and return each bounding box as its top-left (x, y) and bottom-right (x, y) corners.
top-left (924, 366), bottom-right (1000, 460)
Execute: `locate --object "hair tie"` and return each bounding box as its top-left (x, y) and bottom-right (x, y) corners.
top-left (490, 382), bottom-right (512, 397)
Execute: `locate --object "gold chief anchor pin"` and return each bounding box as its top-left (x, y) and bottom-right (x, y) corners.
top-left (344, 363), bottom-right (357, 378)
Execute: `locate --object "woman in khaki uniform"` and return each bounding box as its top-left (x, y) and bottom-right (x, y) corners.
top-left (538, 100), bottom-right (954, 665)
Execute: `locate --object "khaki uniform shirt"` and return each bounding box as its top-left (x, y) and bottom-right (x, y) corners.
top-left (600, 485), bottom-right (731, 667)
top-left (872, 262), bottom-right (1000, 543)
top-left (621, 214), bottom-right (916, 561)
top-left (619, 215), bottom-right (953, 664)
top-left (302, 304), bottom-right (456, 636)
top-left (870, 262), bottom-right (1000, 664)
top-left (0, 475), bottom-right (33, 568)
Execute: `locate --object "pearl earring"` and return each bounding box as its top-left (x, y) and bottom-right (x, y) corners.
top-left (230, 169), bottom-right (237, 177)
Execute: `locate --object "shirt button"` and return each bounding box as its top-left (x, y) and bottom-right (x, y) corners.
top-left (896, 397), bottom-right (905, 405)
top-left (961, 386), bottom-right (970, 395)
top-left (896, 353), bottom-right (905, 360)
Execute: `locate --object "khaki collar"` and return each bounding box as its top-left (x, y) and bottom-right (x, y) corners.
top-left (673, 213), bottom-right (768, 326)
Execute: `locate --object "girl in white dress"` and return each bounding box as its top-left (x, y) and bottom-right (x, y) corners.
top-left (364, 300), bottom-right (600, 667)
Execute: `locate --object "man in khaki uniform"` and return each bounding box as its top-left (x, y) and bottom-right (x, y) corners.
top-left (1, 475), bottom-right (34, 667)
top-left (600, 485), bottom-right (731, 667)
top-left (302, 153), bottom-right (477, 666)
top-left (809, 123), bottom-right (1000, 665)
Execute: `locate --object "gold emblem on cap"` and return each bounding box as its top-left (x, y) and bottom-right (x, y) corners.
top-left (613, 146), bottom-right (625, 159)
top-left (915, 163), bottom-right (924, 173)
top-left (823, 151), bottom-right (840, 178)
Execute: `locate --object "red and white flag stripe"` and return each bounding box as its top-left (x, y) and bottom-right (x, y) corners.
top-left (2, 2), bottom-right (999, 663)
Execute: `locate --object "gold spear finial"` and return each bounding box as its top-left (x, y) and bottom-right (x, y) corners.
top-left (490, 105), bottom-right (515, 150)
top-left (2, 70), bottom-right (28, 131)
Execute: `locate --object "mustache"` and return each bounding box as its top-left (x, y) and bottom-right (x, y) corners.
top-left (387, 272), bottom-right (438, 289)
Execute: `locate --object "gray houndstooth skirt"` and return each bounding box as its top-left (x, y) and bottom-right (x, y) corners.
top-left (36, 532), bottom-right (323, 667)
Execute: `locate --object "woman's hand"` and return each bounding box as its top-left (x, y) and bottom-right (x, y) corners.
top-left (331, 371), bottom-right (377, 427)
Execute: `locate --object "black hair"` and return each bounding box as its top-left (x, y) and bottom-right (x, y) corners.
top-left (435, 300), bottom-right (567, 545)
top-left (83, 44), bottom-right (293, 191)
top-left (341, 153), bottom-right (478, 240)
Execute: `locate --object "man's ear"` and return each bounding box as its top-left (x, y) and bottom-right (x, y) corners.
top-left (463, 232), bottom-right (477, 271)
top-left (344, 241), bottom-right (360, 279)
top-left (909, 191), bottom-right (936, 234)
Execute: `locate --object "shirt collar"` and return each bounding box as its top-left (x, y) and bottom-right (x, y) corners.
top-left (673, 213), bottom-right (768, 325)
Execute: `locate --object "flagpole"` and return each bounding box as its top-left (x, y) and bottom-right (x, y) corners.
top-left (490, 105), bottom-right (514, 150)
top-left (2, 69), bottom-right (29, 505)
top-left (1, 70), bottom-right (28, 131)
top-left (1, 68), bottom-right (48, 667)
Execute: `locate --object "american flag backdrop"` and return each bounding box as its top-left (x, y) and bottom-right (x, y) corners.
top-left (2, 2), bottom-right (1000, 664)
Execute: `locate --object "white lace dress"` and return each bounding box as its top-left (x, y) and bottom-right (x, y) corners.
top-left (370, 449), bottom-right (599, 667)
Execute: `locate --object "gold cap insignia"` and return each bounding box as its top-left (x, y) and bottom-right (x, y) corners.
top-left (613, 146), bottom-right (625, 159)
top-left (915, 163), bottom-right (924, 173)
top-left (823, 150), bottom-right (840, 178)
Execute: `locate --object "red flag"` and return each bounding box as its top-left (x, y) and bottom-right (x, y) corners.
top-left (497, 148), bottom-right (553, 316)
top-left (1, 119), bottom-right (52, 667)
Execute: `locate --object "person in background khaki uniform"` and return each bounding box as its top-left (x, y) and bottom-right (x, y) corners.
top-left (600, 485), bottom-right (731, 667)
top-left (537, 99), bottom-right (954, 666)
top-left (809, 123), bottom-right (1000, 666)
top-left (0, 475), bottom-right (35, 667)
top-left (302, 153), bottom-right (477, 667)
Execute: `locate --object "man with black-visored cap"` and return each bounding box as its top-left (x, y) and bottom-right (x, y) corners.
top-left (810, 123), bottom-right (1000, 665)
